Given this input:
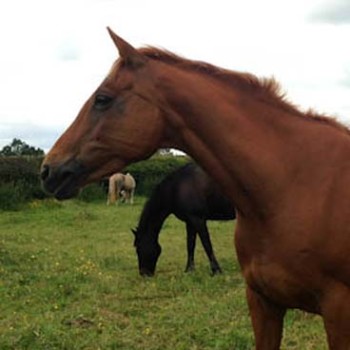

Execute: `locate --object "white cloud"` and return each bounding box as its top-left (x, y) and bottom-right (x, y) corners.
top-left (309, 0), bottom-right (350, 24)
top-left (56, 37), bottom-right (81, 61)
top-left (0, 122), bottom-right (62, 151)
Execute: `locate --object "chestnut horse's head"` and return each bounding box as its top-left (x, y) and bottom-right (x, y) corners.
top-left (41, 28), bottom-right (166, 199)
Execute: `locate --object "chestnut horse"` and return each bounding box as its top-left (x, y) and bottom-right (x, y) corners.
top-left (132, 162), bottom-right (235, 276)
top-left (41, 28), bottom-right (350, 349)
top-left (107, 172), bottom-right (135, 205)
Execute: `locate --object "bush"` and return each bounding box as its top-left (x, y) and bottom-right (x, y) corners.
top-left (0, 154), bottom-right (191, 207)
top-left (125, 155), bottom-right (190, 195)
top-left (0, 183), bottom-right (24, 211)
top-left (78, 183), bottom-right (106, 202)
top-left (0, 157), bottom-right (47, 210)
top-left (79, 154), bottom-right (191, 201)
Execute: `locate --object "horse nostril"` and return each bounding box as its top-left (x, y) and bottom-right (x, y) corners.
top-left (40, 164), bottom-right (50, 181)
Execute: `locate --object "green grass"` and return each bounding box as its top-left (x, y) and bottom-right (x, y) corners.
top-left (0, 198), bottom-right (326, 349)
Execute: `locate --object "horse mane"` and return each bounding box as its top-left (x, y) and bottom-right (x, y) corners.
top-left (137, 47), bottom-right (349, 135)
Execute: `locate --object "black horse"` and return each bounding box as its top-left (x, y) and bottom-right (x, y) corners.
top-left (132, 163), bottom-right (235, 276)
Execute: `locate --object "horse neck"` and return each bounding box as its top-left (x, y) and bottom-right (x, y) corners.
top-left (138, 186), bottom-right (171, 242)
top-left (155, 65), bottom-right (320, 219)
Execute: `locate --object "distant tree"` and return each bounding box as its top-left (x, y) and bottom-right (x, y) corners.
top-left (0, 138), bottom-right (44, 157)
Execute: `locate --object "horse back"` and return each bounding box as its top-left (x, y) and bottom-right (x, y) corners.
top-left (169, 163), bottom-right (235, 221)
top-left (124, 173), bottom-right (136, 189)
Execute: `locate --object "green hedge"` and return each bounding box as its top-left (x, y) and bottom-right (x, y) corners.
top-left (124, 155), bottom-right (190, 195)
top-left (0, 157), bottom-right (46, 210)
top-left (0, 155), bottom-right (191, 209)
top-left (79, 155), bottom-right (190, 201)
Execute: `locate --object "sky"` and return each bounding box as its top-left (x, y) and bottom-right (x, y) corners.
top-left (0, 0), bottom-right (349, 152)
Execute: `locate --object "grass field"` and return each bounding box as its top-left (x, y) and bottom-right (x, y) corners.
top-left (0, 198), bottom-right (326, 349)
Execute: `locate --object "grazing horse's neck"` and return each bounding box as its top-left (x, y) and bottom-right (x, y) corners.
top-left (138, 189), bottom-right (171, 242)
top-left (155, 63), bottom-right (334, 219)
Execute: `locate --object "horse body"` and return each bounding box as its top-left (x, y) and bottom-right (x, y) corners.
top-left (107, 172), bottom-right (136, 204)
top-left (161, 69), bottom-right (350, 312)
top-left (41, 29), bottom-right (350, 348)
top-left (133, 162), bottom-right (235, 276)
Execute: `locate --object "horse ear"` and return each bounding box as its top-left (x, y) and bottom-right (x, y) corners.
top-left (107, 27), bottom-right (146, 69)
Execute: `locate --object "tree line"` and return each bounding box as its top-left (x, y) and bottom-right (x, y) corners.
top-left (0, 138), bottom-right (44, 157)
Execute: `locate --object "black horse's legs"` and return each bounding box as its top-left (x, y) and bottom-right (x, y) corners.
top-left (185, 222), bottom-right (196, 272)
top-left (192, 218), bottom-right (222, 274)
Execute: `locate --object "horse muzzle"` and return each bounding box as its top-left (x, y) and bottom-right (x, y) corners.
top-left (40, 159), bottom-right (88, 200)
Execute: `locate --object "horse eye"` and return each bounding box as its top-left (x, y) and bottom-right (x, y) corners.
top-left (93, 94), bottom-right (113, 111)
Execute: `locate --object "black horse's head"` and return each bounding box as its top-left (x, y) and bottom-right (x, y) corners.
top-left (132, 228), bottom-right (162, 276)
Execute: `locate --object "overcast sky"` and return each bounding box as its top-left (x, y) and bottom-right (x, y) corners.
top-left (0, 0), bottom-right (349, 152)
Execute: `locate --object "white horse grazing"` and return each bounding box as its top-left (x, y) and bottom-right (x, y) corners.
top-left (107, 172), bottom-right (136, 205)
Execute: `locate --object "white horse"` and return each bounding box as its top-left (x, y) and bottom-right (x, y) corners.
top-left (107, 172), bottom-right (136, 205)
